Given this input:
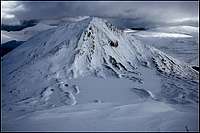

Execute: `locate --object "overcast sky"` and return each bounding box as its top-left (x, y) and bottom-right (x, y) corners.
top-left (1, 1), bottom-right (199, 25)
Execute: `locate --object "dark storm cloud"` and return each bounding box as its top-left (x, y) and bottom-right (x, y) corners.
top-left (2, 1), bottom-right (199, 25)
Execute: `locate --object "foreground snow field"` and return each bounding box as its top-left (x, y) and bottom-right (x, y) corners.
top-left (2, 17), bottom-right (199, 131)
top-left (2, 99), bottom-right (198, 131)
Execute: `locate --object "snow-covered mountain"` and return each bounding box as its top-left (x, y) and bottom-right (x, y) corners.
top-left (2, 17), bottom-right (199, 131)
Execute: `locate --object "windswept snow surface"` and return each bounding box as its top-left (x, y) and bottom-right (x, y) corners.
top-left (2, 100), bottom-right (198, 131)
top-left (2, 17), bottom-right (199, 131)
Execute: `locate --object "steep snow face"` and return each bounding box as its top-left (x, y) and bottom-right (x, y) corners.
top-left (69, 18), bottom-right (149, 79)
top-left (2, 17), bottom-right (198, 113)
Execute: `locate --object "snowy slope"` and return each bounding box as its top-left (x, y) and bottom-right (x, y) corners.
top-left (126, 26), bottom-right (199, 66)
top-left (3, 100), bottom-right (198, 131)
top-left (151, 26), bottom-right (199, 37)
top-left (2, 17), bottom-right (199, 131)
top-left (1, 23), bottom-right (56, 44)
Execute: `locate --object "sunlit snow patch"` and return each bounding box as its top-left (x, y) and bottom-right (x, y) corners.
top-left (136, 31), bottom-right (192, 38)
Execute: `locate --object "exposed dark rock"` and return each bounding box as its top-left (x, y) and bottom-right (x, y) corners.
top-left (1, 19), bottom-right (38, 32)
top-left (1, 40), bottom-right (25, 57)
top-left (192, 66), bottom-right (199, 72)
top-left (109, 56), bottom-right (119, 69)
top-left (65, 84), bottom-right (69, 87)
top-left (109, 40), bottom-right (118, 47)
top-left (87, 32), bottom-right (91, 37)
top-left (130, 27), bottom-right (147, 31)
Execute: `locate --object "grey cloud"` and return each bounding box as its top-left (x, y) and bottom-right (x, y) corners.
top-left (2, 1), bottom-right (199, 26)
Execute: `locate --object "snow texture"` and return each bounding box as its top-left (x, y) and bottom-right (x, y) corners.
top-left (2, 17), bottom-right (199, 131)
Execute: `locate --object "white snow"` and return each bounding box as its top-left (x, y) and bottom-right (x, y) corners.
top-left (134, 31), bottom-right (192, 38)
top-left (2, 100), bottom-right (198, 131)
top-left (1, 23), bottom-right (56, 44)
top-left (127, 25), bottom-right (199, 66)
top-left (123, 28), bottom-right (139, 33)
top-left (2, 17), bottom-right (199, 131)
